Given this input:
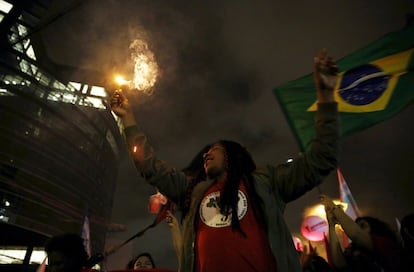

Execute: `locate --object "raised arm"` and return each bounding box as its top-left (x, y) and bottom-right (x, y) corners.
top-left (320, 195), bottom-right (348, 269)
top-left (314, 48), bottom-right (338, 103)
top-left (110, 90), bottom-right (154, 164)
top-left (268, 49), bottom-right (340, 203)
top-left (110, 90), bottom-right (188, 204)
top-left (166, 211), bottom-right (183, 265)
top-left (321, 195), bottom-right (373, 250)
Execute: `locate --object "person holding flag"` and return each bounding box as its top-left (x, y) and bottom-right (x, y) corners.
top-left (110, 49), bottom-right (340, 272)
top-left (274, 19), bottom-right (414, 151)
top-left (321, 194), bottom-right (403, 272)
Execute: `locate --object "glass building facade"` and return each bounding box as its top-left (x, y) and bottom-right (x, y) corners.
top-left (0, 0), bottom-right (125, 269)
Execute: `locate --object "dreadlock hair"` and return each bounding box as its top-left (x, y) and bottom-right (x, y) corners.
top-left (181, 144), bottom-right (210, 221)
top-left (181, 140), bottom-right (266, 236)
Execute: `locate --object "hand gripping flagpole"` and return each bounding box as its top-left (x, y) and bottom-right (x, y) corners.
top-left (85, 200), bottom-right (174, 268)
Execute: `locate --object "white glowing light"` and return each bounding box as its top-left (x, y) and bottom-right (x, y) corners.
top-left (305, 201), bottom-right (348, 219)
top-left (114, 75), bottom-right (130, 86)
top-left (0, 1), bottom-right (13, 14)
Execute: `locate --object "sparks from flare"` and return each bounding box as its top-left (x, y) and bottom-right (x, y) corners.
top-left (129, 39), bottom-right (159, 95)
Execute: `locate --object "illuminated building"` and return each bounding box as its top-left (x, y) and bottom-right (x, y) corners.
top-left (0, 0), bottom-right (125, 270)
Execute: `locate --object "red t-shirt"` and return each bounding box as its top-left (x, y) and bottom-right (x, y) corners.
top-left (195, 181), bottom-right (277, 272)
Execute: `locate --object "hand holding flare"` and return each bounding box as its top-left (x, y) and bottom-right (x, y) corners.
top-left (109, 88), bottom-right (137, 128)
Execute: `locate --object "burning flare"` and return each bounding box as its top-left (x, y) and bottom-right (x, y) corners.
top-left (114, 75), bottom-right (130, 86)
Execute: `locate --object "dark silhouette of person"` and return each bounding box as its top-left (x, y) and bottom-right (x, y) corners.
top-left (400, 212), bottom-right (414, 272)
top-left (322, 195), bottom-right (403, 272)
top-left (44, 233), bottom-right (89, 272)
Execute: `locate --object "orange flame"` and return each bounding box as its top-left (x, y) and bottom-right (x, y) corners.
top-left (114, 75), bottom-right (130, 86)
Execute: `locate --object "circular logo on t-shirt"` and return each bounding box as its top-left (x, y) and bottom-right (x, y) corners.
top-left (199, 190), bottom-right (248, 227)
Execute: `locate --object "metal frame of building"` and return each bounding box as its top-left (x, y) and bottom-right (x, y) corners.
top-left (0, 1), bottom-right (126, 270)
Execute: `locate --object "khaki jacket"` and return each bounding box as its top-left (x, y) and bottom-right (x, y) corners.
top-left (125, 102), bottom-right (339, 272)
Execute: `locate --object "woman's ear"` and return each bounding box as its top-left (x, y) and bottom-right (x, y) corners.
top-left (358, 219), bottom-right (371, 233)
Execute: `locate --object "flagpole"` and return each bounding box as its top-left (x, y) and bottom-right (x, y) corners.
top-left (85, 200), bottom-right (174, 268)
top-left (104, 223), bottom-right (155, 256)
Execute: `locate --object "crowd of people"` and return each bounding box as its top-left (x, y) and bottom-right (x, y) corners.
top-left (295, 198), bottom-right (414, 272)
top-left (37, 50), bottom-right (413, 272)
top-left (40, 209), bottom-right (414, 272)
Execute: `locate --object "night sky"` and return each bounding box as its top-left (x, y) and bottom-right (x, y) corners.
top-left (40, 0), bottom-right (414, 270)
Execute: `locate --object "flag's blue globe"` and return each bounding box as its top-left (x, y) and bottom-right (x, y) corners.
top-left (339, 64), bottom-right (390, 105)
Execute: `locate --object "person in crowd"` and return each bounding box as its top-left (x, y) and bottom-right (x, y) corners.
top-left (166, 210), bottom-right (182, 270)
top-left (110, 49), bottom-right (340, 272)
top-left (44, 233), bottom-right (90, 272)
top-left (321, 194), bottom-right (403, 272)
top-left (126, 252), bottom-right (156, 270)
top-left (400, 212), bottom-right (414, 271)
top-left (299, 243), bottom-right (335, 272)
top-left (148, 190), bottom-right (182, 269)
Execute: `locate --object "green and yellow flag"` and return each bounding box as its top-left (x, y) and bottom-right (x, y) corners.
top-left (274, 21), bottom-right (414, 151)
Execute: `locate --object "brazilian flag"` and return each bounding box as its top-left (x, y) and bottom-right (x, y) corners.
top-left (273, 20), bottom-right (414, 151)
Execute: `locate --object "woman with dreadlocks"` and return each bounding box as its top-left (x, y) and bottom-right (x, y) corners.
top-left (110, 49), bottom-right (340, 272)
